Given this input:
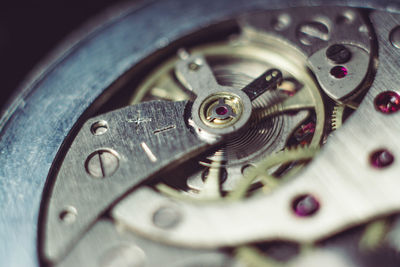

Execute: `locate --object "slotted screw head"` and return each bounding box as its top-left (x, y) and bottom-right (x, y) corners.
top-left (85, 150), bottom-right (119, 178)
top-left (326, 44), bottom-right (352, 64)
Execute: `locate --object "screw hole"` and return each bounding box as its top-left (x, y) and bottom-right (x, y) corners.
top-left (297, 21), bottom-right (330, 46)
top-left (326, 44), bottom-right (352, 64)
top-left (91, 120), bottom-right (108, 135)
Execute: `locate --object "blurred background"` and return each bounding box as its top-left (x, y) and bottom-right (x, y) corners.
top-left (0, 0), bottom-right (125, 110)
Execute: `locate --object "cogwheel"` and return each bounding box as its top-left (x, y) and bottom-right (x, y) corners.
top-left (331, 105), bottom-right (345, 131)
top-left (156, 146), bottom-right (319, 202)
top-left (228, 145), bottom-right (319, 200)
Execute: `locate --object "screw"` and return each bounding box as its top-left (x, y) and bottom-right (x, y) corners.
top-left (85, 150), bottom-right (119, 178)
top-left (326, 44), bottom-right (352, 64)
top-left (297, 21), bottom-right (330, 46)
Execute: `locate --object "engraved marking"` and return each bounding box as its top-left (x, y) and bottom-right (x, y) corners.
top-left (141, 142), bottom-right (157, 162)
top-left (128, 118), bottom-right (152, 125)
top-left (153, 125), bottom-right (176, 134)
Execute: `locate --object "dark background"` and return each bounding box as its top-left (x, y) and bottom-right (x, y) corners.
top-left (0, 0), bottom-right (125, 111)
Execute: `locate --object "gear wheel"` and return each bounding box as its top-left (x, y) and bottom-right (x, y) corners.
top-left (331, 105), bottom-right (345, 131)
top-left (228, 145), bottom-right (319, 200)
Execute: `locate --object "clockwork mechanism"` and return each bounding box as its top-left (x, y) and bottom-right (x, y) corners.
top-left (3, 1), bottom-right (400, 267)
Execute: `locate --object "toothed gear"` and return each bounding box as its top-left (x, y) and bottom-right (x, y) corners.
top-left (331, 105), bottom-right (345, 131)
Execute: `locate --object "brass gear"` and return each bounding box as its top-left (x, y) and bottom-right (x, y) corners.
top-left (331, 105), bottom-right (345, 131)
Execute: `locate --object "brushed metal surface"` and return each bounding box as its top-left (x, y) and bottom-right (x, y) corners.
top-left (43, 100), bottom-right (214, 262)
